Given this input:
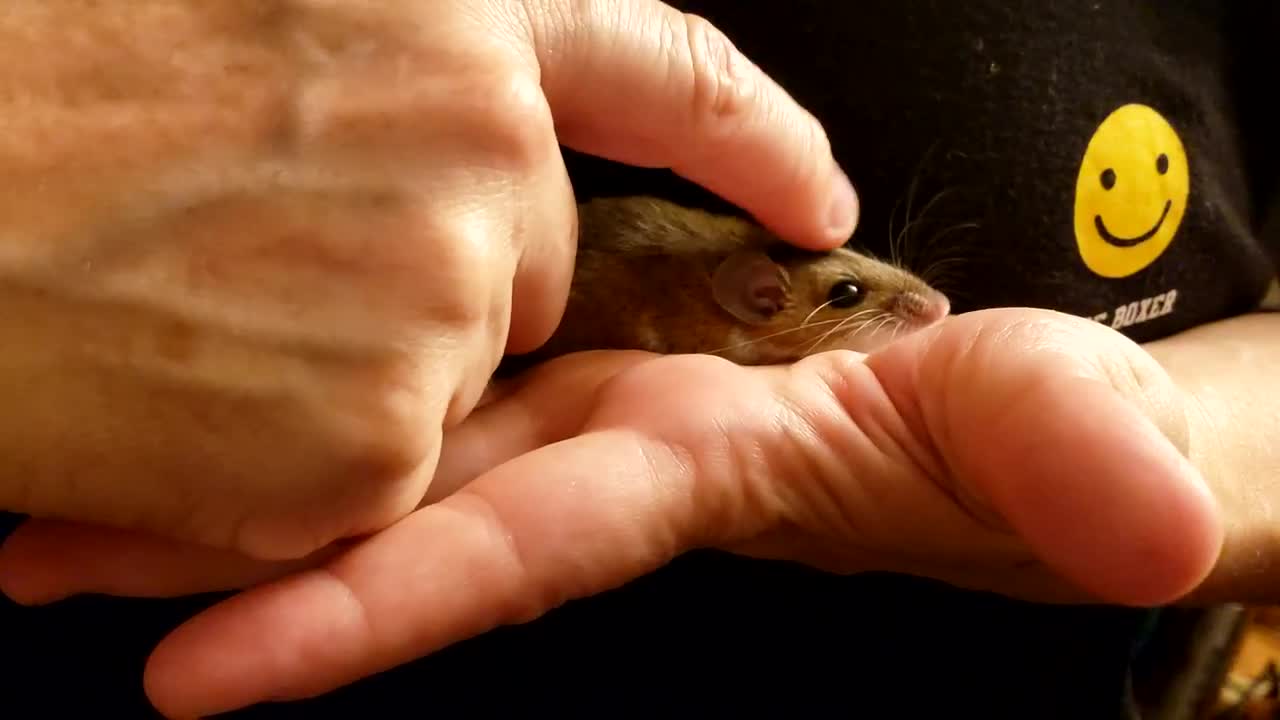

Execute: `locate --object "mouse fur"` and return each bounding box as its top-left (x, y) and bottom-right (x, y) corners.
top-left (506, 195), bottom-right (950, 369)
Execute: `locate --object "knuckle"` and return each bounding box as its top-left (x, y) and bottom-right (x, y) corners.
top-left (678, 13), bottom-right (758, 136)
top-left (286, 44), bottom-right (553, 175)
top-left (415, 214), bottom-right (505, 330)
top-left (797, 347), bottom-right (869, 383)
top-left (329, 357), bottom-right (441, 487)
top-left (452, 69), bottom-right (557, 175)
top-left (674, 13), bottom-right (834, 198)
top-left (791, 350), bottom-right (885, 436)
top-left (445, 492), bottom-right (547, 626)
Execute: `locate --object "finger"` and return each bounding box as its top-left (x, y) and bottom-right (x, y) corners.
top-left (522, 0), bottom-right (857, 249)
top-left (870, 309), bottom-right (1223, 606)
top-left (485, 76), bottom-right (579, 356)
top-left (142, 426), bottom-right (714, 718)
top-left (426, 350), bottom-right (655, 502)
top-left (728, 529), bottom-right (1100, 604)
top-left (976, 374), bottom-right (1221, 605)
top-left (0, 352), bottom-right (657, 603)
top-left (0, 519), bottom-right (326, 603)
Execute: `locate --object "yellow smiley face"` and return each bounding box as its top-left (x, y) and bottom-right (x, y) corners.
top-left (1073, 104), bottom-right (1190, 279)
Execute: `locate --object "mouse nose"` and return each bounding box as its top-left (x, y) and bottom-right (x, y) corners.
top-left (894, 290), bottom-right (950, 324)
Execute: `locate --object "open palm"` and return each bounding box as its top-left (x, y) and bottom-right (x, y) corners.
top-left (0, 307), bottom-right (1221, 718)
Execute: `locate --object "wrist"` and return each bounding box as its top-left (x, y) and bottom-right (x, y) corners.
top-left (1142, 325), bottom-right (1280, 604)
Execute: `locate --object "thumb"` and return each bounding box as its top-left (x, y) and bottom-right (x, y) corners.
top-left (870, 308), bottom-right (1223, 606)
top-left (520, 0), bottom-right (857, 249)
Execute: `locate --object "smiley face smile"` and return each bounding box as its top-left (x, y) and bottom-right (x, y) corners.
top-left (1094, 199), bottom-right (1172, 248)
top-left (1072, 104), bottom-right (1190, 279)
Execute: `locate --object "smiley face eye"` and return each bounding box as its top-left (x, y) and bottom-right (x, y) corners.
top-left (827, 280), bottom-right (864, 309)
top-left (1156, 153), bottom-right (1169, 174)
top-left (1100, 168), bottom-right (1117, 190)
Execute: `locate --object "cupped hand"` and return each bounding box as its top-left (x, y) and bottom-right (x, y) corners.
top-left (0, 307), bottom-right (1223, 717)
top-left (0, 1), bottom-right (854, 560)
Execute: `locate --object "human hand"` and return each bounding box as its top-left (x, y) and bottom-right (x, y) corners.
top-left (0, 307), bottom-right (1223, 717)
top-left (0, 1), bottom-right (855, 559)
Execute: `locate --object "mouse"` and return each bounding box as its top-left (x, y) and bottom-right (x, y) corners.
top-left (506, 194), bottom-right (951, 370)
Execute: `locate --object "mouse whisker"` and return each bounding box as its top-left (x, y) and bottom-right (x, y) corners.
top-left (897, 187), bottom-right (959, 270)
top-left (853, 314), bottom-right (892, 346)
top-left (844, 313), bottom-right (885, 348)
top-left (920, 250), bottom-right (975, 291)
top-left (885, 316), bottom-right (908, 343)
top-left (798, 296), bottom-right (881, 332)
top-left (915, 221), bottom-right (980, 276)
top-left (798, 324), bottom-right (841, 357)
top-left (888, 181), bottom-right (911, 269)
top-left (703, 317), bottom-right (856, 357)
top-left (800, 309), bottom-right (883, 356)
top-left (893, 141), bottom-right (942, 268)
top-left (796, 309), bottom-right (881, 350)
top-left (920, 256), bottom-right (969, 286)
top-left (929, 220), bottom-right (982, 245)
top-left (877, 313), bottom-right (902, 337)
top-left (809, 307), bottom-right (883, 345)
top-left (800, 297), bottom-right (842, 328)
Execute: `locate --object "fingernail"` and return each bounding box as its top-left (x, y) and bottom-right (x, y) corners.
top-left (827, 165), bottom-right (860, 239)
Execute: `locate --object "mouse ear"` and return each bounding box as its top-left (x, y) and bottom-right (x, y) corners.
top-left (711, 250), bottom-right (792, 325)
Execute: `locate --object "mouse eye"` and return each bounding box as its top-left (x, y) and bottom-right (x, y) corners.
top-left (827, 280), bottom-right (863, 309)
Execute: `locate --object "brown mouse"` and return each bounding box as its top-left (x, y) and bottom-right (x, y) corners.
top-left (511, 194), bottom-right (950, 368)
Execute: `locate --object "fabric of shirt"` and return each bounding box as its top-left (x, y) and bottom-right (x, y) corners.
top-left (3, 2), bottom-right (1277, 717)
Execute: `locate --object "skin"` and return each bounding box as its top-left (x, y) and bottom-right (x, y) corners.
top-left (522, 195), bottom-right (950, 367)
top-left (2, 3), bottom-right (1278, 719)
top-left (6, 306), bottom-right (1265, 719)
top-left (0, 1), bottom-right (856, 559)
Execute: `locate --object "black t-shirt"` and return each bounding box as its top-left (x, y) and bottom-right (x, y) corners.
top-left (4, 2), bottom-right (1278, 718)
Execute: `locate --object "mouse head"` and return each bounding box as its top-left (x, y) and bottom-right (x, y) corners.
top-left (710, 244), bottom-right (950, 363)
